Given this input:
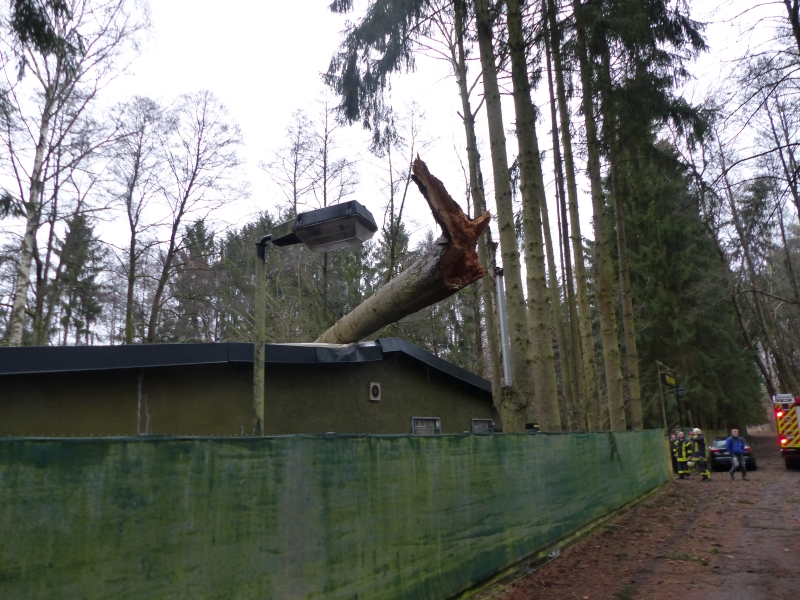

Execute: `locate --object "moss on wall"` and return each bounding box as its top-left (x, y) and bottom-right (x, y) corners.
top-left (0, 431), bottom-right (668, 599)
top-left (0, 359), bottom-right (495, 437)
top-left (263, 357), bottom-right (494, 435)
top-left (0, 369), bottom-right (141, 437)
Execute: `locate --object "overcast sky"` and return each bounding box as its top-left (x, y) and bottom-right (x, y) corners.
top-left (105, 0), bottom-right (463, 238)
top-left (98, 0), bottom-right (791, 256)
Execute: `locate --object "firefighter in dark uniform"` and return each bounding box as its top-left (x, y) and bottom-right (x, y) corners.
top-left (690, 428), bottom-right (711, 481)
top-left (673, 430), bottom-right (692, 479)
top-left (669, 433), bottom-right (680, 476)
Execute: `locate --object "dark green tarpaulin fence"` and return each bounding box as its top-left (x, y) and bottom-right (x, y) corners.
top-left (0, 431), bottom-right (668, 599)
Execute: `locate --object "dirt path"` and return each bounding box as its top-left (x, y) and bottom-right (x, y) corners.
top-left (482, 434), bottom-right (799, 600)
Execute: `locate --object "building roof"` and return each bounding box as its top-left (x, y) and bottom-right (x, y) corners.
top-left (0, 338), bottom-right (491, 394)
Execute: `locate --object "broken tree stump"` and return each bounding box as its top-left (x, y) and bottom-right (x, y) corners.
top-left (315, 157), bottom-right (491, 344)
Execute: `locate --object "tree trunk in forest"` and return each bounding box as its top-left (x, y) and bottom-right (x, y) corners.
top-left (7, 92), bottom-right (54, 346)
top-left (544, 7), bottom-right (584, 430)
top-left (125, 231), bottom-right (138, 343)
top-left (548, 1), bottom-right (601, 429)
top-left (31, 235), bottom-right (45, 342)
top-left (600, 51), bottom-right (643, 430)
top-left (35, 196), bottom-right (85, 346)
top-left (123, 154), bottom-right (143, 345)
top-left (323, 251), bottom-right (329, 317)
top-left (146, 213), bottom-right (184, 343)
top-left (720, 148), bottom-right (800, 393)
top-left (763, 93), bottom-right (800, 237)
top-left (453, 0), bottom-right (503, 411)
top-left (471, 281), bottom-right (484, 374)
top-left (702, 180), bottom-right (780, 398)
top-left (777, 204), bottom-right (800, 304)
top-left (783, 0), bottom-right (800, 55)
top-left (473, 0), bottom-right (534, 430)
top-left (384, 143), bottom-right (398, 284)
top-left (316, 158), bottom-right (490, 344)
top-left (573, 0), bottom-right (626, 430)
top-left (505, 0), bottom-right (561, 431)
top-left (32, 185), bottom-right (60, 346)
top-left (761, 99), bottom-right (800, 302)
top-left (541, 192), bottom-right (578, 430)
top-left (608, 149), bottom-right (643, 429)
top-left (732, 281), bottom-right (778, 398)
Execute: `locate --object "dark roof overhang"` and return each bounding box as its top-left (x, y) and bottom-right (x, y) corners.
top-left (0, 338), bottom-right (491, 394)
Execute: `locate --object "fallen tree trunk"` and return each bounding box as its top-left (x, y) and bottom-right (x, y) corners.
top-left (316, 157), bottom-right (491, 344)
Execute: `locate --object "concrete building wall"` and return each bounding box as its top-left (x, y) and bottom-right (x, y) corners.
top-left (1, 369), bottom-right (141, 437)
top-left (0, 357), bottom-right (495, 436)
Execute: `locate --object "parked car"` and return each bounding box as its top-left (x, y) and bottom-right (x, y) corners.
top-left (708, 438), bottom-right (757, 471)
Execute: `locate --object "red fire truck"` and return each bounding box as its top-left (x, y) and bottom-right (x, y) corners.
top-left (774, 394), bottom-right (800, 469)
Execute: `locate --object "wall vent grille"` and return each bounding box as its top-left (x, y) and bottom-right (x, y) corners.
top-left (471, 419), bottom-right (494, 435)
top-left (411, 417), bottom-right (441, 435)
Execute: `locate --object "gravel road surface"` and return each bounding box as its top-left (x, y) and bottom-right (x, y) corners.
top-left (481, 433), bottom-right (798, 600)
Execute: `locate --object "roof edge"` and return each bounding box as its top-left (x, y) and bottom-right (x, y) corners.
top-left (377, 338), bottom-right (492, 393)
top-left (0, 340), bottom-right (492, 395)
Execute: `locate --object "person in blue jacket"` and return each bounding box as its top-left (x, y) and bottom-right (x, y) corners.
top-left (725, 428), bottom-right (749, 481)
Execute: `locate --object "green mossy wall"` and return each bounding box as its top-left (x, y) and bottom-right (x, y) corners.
top-left (0, 431), bottom-right (669, 599)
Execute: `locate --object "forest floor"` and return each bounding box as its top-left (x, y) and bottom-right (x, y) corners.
top-left (478, 433), bottom-right (799, 600)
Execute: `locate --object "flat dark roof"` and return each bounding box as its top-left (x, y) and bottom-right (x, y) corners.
top-left (0, 338), bottom-right (491, 394)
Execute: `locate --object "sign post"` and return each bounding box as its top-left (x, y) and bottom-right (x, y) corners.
top-left (656, 361), bottom-right (668, 433)
top-left (660, 372), bottom-right (677, 388)
top-left (658, 361), bottom-right (684, 431)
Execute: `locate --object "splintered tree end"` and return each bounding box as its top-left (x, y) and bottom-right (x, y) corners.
top-left (314, 156), bottom-right (491, 344)
top-left (411, 156), bottom-right (490, 287)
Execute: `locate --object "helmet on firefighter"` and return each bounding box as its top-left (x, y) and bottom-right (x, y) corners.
top-left (692, 428), bottom-right (702, 436)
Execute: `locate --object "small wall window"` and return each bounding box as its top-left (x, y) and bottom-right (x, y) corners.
top-left (471, 419), bottom-right (494, 435)
top-left (411, 417), bottom-right (441, 435)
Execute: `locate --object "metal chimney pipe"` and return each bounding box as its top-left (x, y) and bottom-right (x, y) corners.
top-left (494, 267), bottom-right (512, 387)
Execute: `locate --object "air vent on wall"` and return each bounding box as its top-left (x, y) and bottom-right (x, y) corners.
top-left (411, 417), bottom-right (441, 435)
top-left (471, 419), bottom-right (494, 435)
top-left (369, 382), bottom-right (381, 401)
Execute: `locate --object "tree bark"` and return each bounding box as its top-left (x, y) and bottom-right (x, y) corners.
top-left (32, 178), bottom-right (60, 346)
top-left (124, 149), bottom-right (144, 345)
top-left (473, 0), bottom-right (534, 430)
top-left (253, 247), bottom-right (266, 436)
top-left (600, 51), bottom-right (643, 430)
top-left (544, 2), bottom-right (583, 430)
top-left (453, 0), bottom-right (503, 410)
top-left (541, 191), bottom-right (577, 430)
top-left (125, 230), bottom-right (138, 343)
top-left (573, 0), bottom-right (626, 430)
top-left (609, 146), bottom-right (643, 429)
top-left (7, 91), bottom-right (54, 346)
top-left (548, 0), bottom-right (600, 429)
top-left (316, 158), bottom-right (490, 344)
top-left (505, 0), bottom-right (561, 431)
